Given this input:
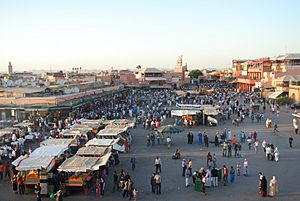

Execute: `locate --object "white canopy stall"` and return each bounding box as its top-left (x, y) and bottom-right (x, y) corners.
top-left (16, 156), bottom-right (55, 172)
top-left (58, 152), bottom-right (112, 173)
top-left (40, 138), bottom-right (75, 147)
top-left (76, 146), bottom-right (111, 157)
top-left (30, 145), bottom-right (68, 157)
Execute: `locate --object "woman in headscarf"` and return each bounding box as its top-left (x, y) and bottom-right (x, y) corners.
top-left (259, 176), bottom-right (267, 197)
top-left (269, 176), bottom-right (278, 197)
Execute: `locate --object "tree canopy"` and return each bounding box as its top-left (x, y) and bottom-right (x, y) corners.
top-left (188, 70), bottom-right (203, 78)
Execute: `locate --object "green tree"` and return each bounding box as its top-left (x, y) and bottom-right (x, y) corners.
top-left (188, 70), bottom-right (203, 78)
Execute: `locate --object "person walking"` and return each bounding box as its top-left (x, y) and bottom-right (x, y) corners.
top-left (243, 158), bottom-right (249, 176)
top-left (212, 154), bottom-right (217, 168)
top-left (166, 136), bottom-right (171, 149)
top-left (187, 159), bottom-right (192, 175)
top-left (185, 168), bottom-right (191, 187)
top-left (190, 132), bottom-right (194, 144)
top-left (254, 140), bottom-right (259, 153)
top-left (130, 156), bottom-right (136, 171)
top-left (211, 167), bottom-right (218, 187)
top-left (122, 179), bottom-right (130, 197)
top-left (274, 147), bottom-right (279, 162)
top-left (154, 173), bottom-right (161, 194)
top-left (269, 176), bottom-right (278, 197)
top-left (17, 172), bottom-right (25, 195)
top-left (99, 177), bottom-right (105, 195)
top-left (259, 176), bottom-right (268, 197)
top-left (150, 173), bottom-right (156, 194)
top-left (273, 122), bottom-right (279, 133)
top-left (236, 162), bottom-right (241, 176)
top-left (229, 166), bottom-right (235, 183)
top-left (112, 171), bottom-right (118, 192)
top-left (289, 136), bottom-right (294, 148)
top-left (262, 139), bottom-right (267, 153)
top-left (181, 159), bottom-right (187, 177)
top-left (222, 165), bottom-right (228, 186)
top-left (0, 162), bottom-right (3, 181)
top-left (5, 162), bottom-right (10, 179)
top-left (155, 157), bottom-right (162, 173)
top-left (95, 178), bottom-right (100, 196)
top-left (34, 183), bottom-right (42, 201)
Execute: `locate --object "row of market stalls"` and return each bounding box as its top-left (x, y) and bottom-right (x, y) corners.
top-left (171, 104), bottom-right (220, 126)
top-left (11, 118), bottom-right (135, 195)
top-left (0, 121), bottom-right (38, 143)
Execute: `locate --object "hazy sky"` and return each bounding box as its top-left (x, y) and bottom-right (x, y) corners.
top-left (1, 0), bottom-right (300, 71)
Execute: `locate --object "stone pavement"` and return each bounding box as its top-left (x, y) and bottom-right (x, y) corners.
top-left (1, 106), bottom-right (300, 201)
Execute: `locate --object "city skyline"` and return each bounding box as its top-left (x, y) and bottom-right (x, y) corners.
top-left (1, 0), bottom-right (300, 71)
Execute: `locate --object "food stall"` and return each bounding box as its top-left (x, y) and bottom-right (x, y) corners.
top-left (15, 155), bottom-right (56, 194)
top-left (96, 128), bottom-right (129, 152)
top-left (85, 138), bottom-right (123, 152)
top-left (12, 144), bottom-right (69, 195)
top-left (58, 153), bottom-right (111, 194)
top-left (172, 104), bottom-right (221, 126)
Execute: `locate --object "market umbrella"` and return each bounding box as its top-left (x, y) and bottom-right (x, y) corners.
top-left (157, 125), bottom-right (184, 134)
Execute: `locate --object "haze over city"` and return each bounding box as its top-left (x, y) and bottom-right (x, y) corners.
top-left (1, 0), bottom-right (300, 71)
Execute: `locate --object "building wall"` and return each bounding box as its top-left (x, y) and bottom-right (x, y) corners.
top-left (289, 85), bottom-right (300, 103)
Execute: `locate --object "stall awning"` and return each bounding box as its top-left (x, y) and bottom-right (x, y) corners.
top-left (12, 155), bottom-right (27, 167)
top-left (30, 145), bottom-right (68, 157)
top-left (97, 128), bottom-right (126, 136)
top-left (94, 152), bottom-right (112, 168)
top-left (58, 156), bottom-right (100, 172)
top-left (268, 91), bottom-right (284, 99)
top-left (76, 146), bottom-right (111, 157)
top-left (171, 110), bottom-right (200, 117)
top-left (16, 156), bottom-right (55, 172)
top-left (58, 153), bottom-right (112, 172)
top-left (61, 129), bottom-right (89, 137)
top-left (86, 138), bottom-right (119, 147)
top-left (40, 139), bottom-right (75, 147)
top-left (203, 108), bottom-right (219, 116)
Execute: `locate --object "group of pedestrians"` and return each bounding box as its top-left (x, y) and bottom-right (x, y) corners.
top-left (259, 173), bottom-right (278, 197)
top-left (112, 170), bottom-right (137, 200)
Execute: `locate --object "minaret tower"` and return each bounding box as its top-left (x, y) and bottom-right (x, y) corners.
top-left (8, 62), bottom-right (13, 75)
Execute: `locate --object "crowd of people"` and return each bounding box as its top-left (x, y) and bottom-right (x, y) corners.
top-left (0, 84), bottom-right (296, 200)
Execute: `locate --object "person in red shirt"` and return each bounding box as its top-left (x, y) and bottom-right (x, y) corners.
top-left (5, 162), bottom-right (11, 179)
top-left (222, 164), bottom-right (229, 186)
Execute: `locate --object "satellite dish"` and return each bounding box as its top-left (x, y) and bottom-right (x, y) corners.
top-left (44, 82), bottom-right (50, 87)
top-left (21, 82), bottom-right (27, 86)
top-left (31, 82), bottom-right (36, 87)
